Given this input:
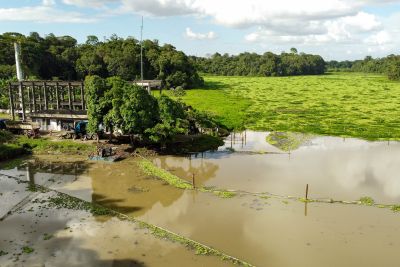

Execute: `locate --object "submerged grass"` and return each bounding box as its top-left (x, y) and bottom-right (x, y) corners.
top-left (359, 196), bottom-right (375, 206)
top-left (138, 160), bottom-right (193, 189)
top-left (174, 73), bottom-right (400, 140)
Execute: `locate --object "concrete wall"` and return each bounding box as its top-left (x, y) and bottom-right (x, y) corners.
top-left (32, 118), bottom-right (62, 131)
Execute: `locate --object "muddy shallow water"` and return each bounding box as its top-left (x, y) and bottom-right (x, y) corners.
top-left (156, 131), bottom-right (400, 203)
top-left (2, 131), bottom-right (400, 267)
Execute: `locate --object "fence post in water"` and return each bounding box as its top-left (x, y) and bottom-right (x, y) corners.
top-left (305, 184), bottom-right (309, 200)
top-left (192, 173), bottom-right (196, 189)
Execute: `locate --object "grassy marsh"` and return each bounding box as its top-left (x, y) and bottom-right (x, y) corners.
top-left (171, 73), bottom-right (400, 140)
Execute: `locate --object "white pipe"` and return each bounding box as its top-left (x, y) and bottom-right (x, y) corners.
top-left (14, 42), bottom-right (24, 81)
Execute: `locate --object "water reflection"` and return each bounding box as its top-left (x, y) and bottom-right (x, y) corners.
top-left (3, 132), bottom-right (400, 267)
top-left (155, 131), bottom-right (400, 203)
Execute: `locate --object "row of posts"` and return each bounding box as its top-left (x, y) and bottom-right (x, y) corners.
top-left (8, 81), bottom-right (85, 121)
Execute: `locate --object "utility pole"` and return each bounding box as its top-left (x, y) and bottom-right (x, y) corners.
top-left (140, 16), bottom-right (149, 94)
top-left (140, 16), bottom-right (144, 81)
top-left (14, 42), bottom-right (25, 121)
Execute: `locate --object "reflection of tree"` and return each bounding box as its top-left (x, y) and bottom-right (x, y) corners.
top-left (21, 159), bottom-right (90, 176)
top-left (156, 156), bottom-right (219, 186)
top-left (266, 132), bottom-right (313, 152)
top-left (89, 159), bottom-right (185, 217)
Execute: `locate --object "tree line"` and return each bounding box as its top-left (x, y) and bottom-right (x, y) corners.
top-left (0, 32), bottom-right (203, 88)
top-left (327, 55), bottom-right (400, 81)
top-left (189, 49), bottom-right (326, 77)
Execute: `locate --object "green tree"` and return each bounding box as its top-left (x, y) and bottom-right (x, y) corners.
top-left (119, 84), bottom-right (159, 135)
top-left (85, 75), bottom-right (108, 133)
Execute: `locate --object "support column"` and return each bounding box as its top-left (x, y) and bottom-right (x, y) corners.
top-left (56, 82), bottom-right (60, 110)
top-left (27, 86), bottom-right (32, 112)
top-left (43, 82), bottom-right (48, 110)
top-left (8, 83), bottom-right (15, 120)
top-left (31, 82), bottom-right (36, 112)
top-left (19, 82), bottom-right (26, 121)
top-left (68, 83), bottom-right (73, 110)
top-left (38, 85), bottom-right (42, 110)
top-left (80, 82), bottom-right (85, 110)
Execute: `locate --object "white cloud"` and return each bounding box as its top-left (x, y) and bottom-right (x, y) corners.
top-left (185, 27), bottom-right (216, 40)
top-left (0, 1), bottom-right (96, 23)
top-left (365, 30), bottom-right (391, 45)
top-left (245, 12), bottom-right (382, 45)
top-left (42, 0), bottom-right (56, 6)
top-left (62, 0), bottom-right (118, 8)
top-left (1, 0), bottom-right (399, 59)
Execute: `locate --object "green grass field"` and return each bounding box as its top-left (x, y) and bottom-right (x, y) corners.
top-left (165, 73), bottom-right (400, 140)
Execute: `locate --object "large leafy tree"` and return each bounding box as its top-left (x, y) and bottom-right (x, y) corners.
top-left (85, 75), bottom-right (109, 133)
top-left (119, 84), bottom-right (159, 135)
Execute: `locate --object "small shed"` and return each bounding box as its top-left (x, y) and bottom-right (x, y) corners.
top-left (133, 80), bottom-right (162, 93)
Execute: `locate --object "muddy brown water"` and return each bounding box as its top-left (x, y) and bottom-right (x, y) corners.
top-left (2, 131), bottom-right (400, 267)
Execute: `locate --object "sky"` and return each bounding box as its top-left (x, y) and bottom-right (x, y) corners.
top-left (0, 0), bottom-right (400, 60)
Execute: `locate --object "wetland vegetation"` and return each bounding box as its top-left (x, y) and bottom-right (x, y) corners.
top-left (166, 72), bottom-right (400, 140)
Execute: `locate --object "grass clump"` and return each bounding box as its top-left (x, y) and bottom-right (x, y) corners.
top-left (14, 136), bottom-right (95, 155)
top-left (359, 196), bottom-right (375, 206)
top-left (138, 160), bottom-right (193, 189)
top-left (43, 233), bottom-right (53, 240)
top-left (0, 130), bottom-right (13, 143)
top-left (22, 246), bottom-right (34, 254)
top-left (47, 194), bottom-right (114, 216)
top-left (213, 190), bottom-right (237, 199)
top-left (0, 250), bottom-right (8, 256)
top-left (391, 205), bottom-right (400, 212)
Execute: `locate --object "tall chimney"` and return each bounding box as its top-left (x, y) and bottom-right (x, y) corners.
top-left (14, 42), bottom-right (25, 121)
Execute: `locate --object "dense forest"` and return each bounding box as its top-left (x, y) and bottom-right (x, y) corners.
top-left (189, 49), bottom-right (326, 77)
top-left (0, 32), bottom-right (203, 87)
top-left (327, 55), bottom-right (400, 80)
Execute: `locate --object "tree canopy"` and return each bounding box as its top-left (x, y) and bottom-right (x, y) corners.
top-left (326, 55), bottom-right (400, 81)
top-left (84, 76), bottom-right (221, 147)
top-left (0, 32), bottom-right (203, 88)
top-left (189, 50), bottom-right (326, 77)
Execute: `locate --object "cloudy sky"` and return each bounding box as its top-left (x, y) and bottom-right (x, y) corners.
top-left (0, 0), bottom-right (400, 60)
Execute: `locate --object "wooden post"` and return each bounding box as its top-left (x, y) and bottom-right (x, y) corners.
top-left (192, 173), bottom-right (196, 189)
top-left (31, 82), bottom-right (36, 112)
top-left (80, 82), bottom-right (85, 110)
top-left (305, 184), bottom-right (309, 200)
top-left (43, 82), bottom-right (48, 110)
top-left (8, 83), bottom-right (15, 120)
top-left (56, 82), bottom-right (60, 110)
top-left (68, 82), bottom-right (73, 110)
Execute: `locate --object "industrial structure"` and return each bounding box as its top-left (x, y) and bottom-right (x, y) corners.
top-left (7, 80), bottom-right (162, 132)
top-left (8, 81), bottom-right (87, 131)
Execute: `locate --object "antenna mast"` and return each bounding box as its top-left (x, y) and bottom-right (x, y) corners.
top-left (140, 16), bottom-right (144, 82)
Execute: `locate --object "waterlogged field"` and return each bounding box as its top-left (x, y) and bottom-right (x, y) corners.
top-left (173, 73), bottom-right (400, 140)
top-left (3, 133), bottom-right (400, 267)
